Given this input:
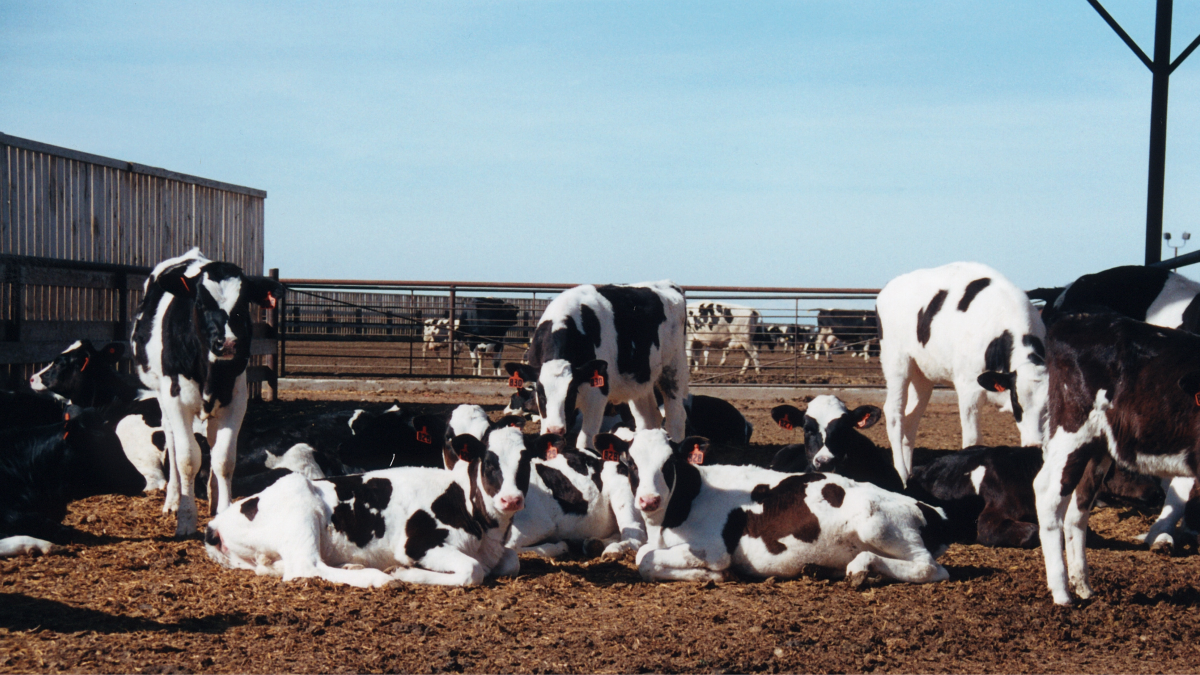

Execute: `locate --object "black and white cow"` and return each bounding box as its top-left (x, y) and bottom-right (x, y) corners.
top-left (876, 262), bottom-right (1048, 485)
top-left (814, 310), bottom-right (879, 360)
top-left (0, 406), bottom-right (146, 557)
top-left (758, 324), bottom-right (815, 356)
top-left (1039, 265), bottom-right (1200, 553)
top-left (131, 248), bottom-right (283, 536)
top-left (421, 318), bottom-right (459, 362)
top-left (0, 390), bottom-right (66, 429)
top-left (770, 397), bottom-right (902, 493)
top-left (597, 429), bottom-right (950, 585)
top-left (686, 302), bottom-right (762, 374)
top-left (447, 404), bottom-right (645, 558)
top-left (1035, 314), bottom-right (1200, 605)
top-left (203, 427), bottom-right (536, 587)
top-left (455, 298), bottom-right (519, 377)
top-left (504, 281), bottom-right (689, 452)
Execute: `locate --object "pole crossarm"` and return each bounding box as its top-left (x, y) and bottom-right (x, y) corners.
top-left (1087, 0), bottom-right (1154, 70)
top-left (1171, 31), bottom-right (1200, 73)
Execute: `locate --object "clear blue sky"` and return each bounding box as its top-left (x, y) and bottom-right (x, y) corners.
top-left (3, 1), bottom-right (1200, 290)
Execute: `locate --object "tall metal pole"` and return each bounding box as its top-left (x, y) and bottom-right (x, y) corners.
top-left (1145, 0), bottom-right (1173, 265)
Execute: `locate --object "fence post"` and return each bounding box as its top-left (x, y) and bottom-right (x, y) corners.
top-left (448, 287), bottom-right (457, 376)
top-left (264, 268), bottom-right (279, 402)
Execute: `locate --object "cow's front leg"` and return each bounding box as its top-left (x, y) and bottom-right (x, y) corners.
top-left (206, 375), bottom-right (248, 516)
top-left (1035, 432), bottom-right (1092, 605)
top-left (635, 543), bottom-right (726, 582)
top-left (392, 547), bottom-right (489, 586)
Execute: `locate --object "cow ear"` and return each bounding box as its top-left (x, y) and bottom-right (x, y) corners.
top-left (450, 434), bottom-right (487, 462)
top-left (409, 414), bottom-right (444, 446)
top-left (1178, 372), bottom-right (1200, 404)
top-left (977, 372), bottom-right (1016, 394)
top-left (771, 405), bottom-right (805, 431)
top-left (505, 362), bottom-right (537, 388)
top-left (157, 267), bottom-right (199, 299)
top-left (531, 433), bottom-right (564, 460)
top-left (677, 436), bottom-right (709, 465)
top-left (99, 342), bottom-right (126, 364)
top-left (244, 276), bottom-right (284, 309)
top-left (493, 415), bottom-right (527, 430)
top-left (848, 405), bottom-right (882, 429)
top-left (593, 433), bottom-right (629, 462)
top-left (572, 359), bottom-right (609, 395)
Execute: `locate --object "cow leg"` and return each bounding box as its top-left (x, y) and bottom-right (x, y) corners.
top-left (1035, 432), bottom-right (1100, 605)
top-left (160, 398), bottom-right (203, 537)
top-left (493, 547), bottom-right (520, 577)
top-left (628, 392), bottom-right (664, 432)
top-left (717, 348), bottom-right (729, 368)
top-left (206, 375), bottom-right (248, 516)
top-left (1139, 476), bottom-right (1194, 553)
top-left (845, 550), bottom-right (948, 586)
top-left (1064, 455), bottom-right (1112, 600)
top-left (600, 463), bottom-right (648, 555)
top-left (883, 367), bottom-right (930, 485)
top-left (954, 378), bottom-right (986, 447)
top-left (0, 536), bottom-right (65, 557)
top-left (392, 547), bottom-right (489, 586)
top-left (574, 386), bottom-right (609, 450)
top-left (517, 541), bottom-right (569, 558)
top-left (161, 423), bottom-right (181, 514)
top-left (635, 543), bottom-right (727, 582)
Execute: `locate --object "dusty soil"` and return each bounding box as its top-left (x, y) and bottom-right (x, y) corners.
top-left (3, 389), bottom-right (1200, 674)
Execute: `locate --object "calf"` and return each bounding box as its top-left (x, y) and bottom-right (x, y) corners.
top-left (504, 280), bottom-right (689, 451)
top-left (598, 429), bottom-right (949, 585)
top-left (815, 310), bottom-right (879, 360)
top-left (686, 394), bottom-right (753, 446)
top-left (876, 262), bottom-right (1047, 485)
top-left (0, 406), bottom-right (145, 557)
top-left (421, 318), bottom-right (459, 362)
top-left (131, 249), bottom-right (282, 535)
top-left (203, 428), bottom-right (536, 587)
top-left (1036, 314), bottom-right (1200, 604)
top-left (686, 302), bottom-right (762, 374)
top-left (455, 298), bottom-right (519, 376)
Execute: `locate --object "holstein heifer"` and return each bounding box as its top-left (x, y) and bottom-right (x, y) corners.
top-left (598, 429), bottom-right (950, 585)
top-left (203, 428), bottom-right (537, 587)
top-left (0, 407), bottom-right (145, 557)
top-left (1035, 314), bottom-right (1200, 605)
top-left (504, 280), bottom-right (689, 451)
top-left (1039, 265), bottom-right (1200, 553)
top-left (455, 298), bottom-right (519, 376)
top-left (421, 318), bottom-right (458, 362)
top-left (686, 302), bottom-right (762, 374)
top-left (876, 262), bottom-right (1047, 485)
top-left (814, 310), bottom-right (879, 360)
top-left (447, 405), bottom-right (645, 558)
top-left (131, 249), bottom-right (282, 536)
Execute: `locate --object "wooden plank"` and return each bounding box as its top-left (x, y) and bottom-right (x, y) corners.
top-left (0, 340), bottom-right (131, 365)
top-left (0, 145), bottom-right (9, 254)
top-left (23, 266), bottom-right (122, 289)
top-left (20, 319), bottom-right (117, 343)
top-left (250, 338), bottom-right (277, 356)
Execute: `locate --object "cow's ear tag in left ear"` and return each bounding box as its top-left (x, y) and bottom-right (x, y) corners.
top-left (601, 444), bottom-right (618, 462)
top-left (415, 426), bottom-right (431, 444)
top-left (687, 447), bottom-right (704, 465)
top-left (778, 413), bottom-right (793, 431)
top-left (1194, 391), bottom-right (1200, 407)
top-left (592, 371), bottom-right (605, 388)
top-left (857, 413), bottom-right (871, 429)
top-left (545, 444), bottom-right (559, 460)
top-left (993, 382), bottom-right (1007, 393)
top-left (80, 356), bottom-right (90, 372)
top-left (508, 373), bottom-right (524, 388)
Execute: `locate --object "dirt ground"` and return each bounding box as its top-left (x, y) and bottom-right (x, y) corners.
top-left (4, 388), bottom-right (1200, 674)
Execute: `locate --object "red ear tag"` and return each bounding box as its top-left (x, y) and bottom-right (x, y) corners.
top-left (1194, 392), bottom-right (1200, 407)
top-left (415, 426), bottom-right (431, 444)
top-left (266, 292), bottom-right (278, 309)
top-left (509, 421), bottom-right (522, 428)
top-left (180, 277), bottom-right (189, 292)
top-left (592, 372), bottom-right (605, 388)
top-left (779, 414), bottom-right (793, 431)
top-left (857, 413), bottom-right (870, 429)
top-left (508, 373), bottom-right (525, 388)
top-left (687, 448), bottom-right (704, 465)
top-left (63, 431), bottom-right (69, 440)
top-left (546, 445), bottom-right (559, 460)
top-left (993, 383), bottom-right (1007, 393)
top-left (601, 444), bottom-right (618, 462)
top-left (80, 356), bottom-right (90, 372)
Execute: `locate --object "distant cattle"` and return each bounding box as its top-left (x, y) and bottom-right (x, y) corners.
top-left (505, 280), bottom-right (689, 452)
top-left (203, 428), bottom-right (537, 587)
top-left (131, 248), bottom-right (283, 536)
top-left (876, 262), bottom-right (1047, 485)
top-left (421, 318), bottom-right (459, 362)
top-left (757, 324), bottom-right (815, 356)
top-left (815, 310), bottom-right (879, 360)
top-left (600, 429), bottom-right (951, 586)
top-left (455, 298), bottom-right (519, 376)
top-left (686, 302), bottom-right (762, 374)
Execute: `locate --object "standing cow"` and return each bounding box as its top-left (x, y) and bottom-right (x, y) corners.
top-left (504, 280), bottom-right (688, 452)
top-left (814, 310), bottom-right (879, 360)
top-left (876, 262), bottom-right (1047, 485)
top-left (421, 318), bottom-right (458, 362)
top-left (131, 249), bottom-right (282, 536)
top-left (456, 298), bottom-right (519, 376)
top-left (686, 301), bottom-right (762, 374)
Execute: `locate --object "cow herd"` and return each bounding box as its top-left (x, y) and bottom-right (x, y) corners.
top-left (5, 252), bottom-right (1200, 607)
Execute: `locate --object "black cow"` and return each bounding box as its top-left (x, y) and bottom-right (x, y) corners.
top-left (455, 297), bottom-right (519, 376)
top-left (815, 309), bottom-right (879, 360)
top-left (29, 341), bottom-right (141, 407)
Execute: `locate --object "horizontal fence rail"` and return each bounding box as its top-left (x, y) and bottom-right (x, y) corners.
top-left (278, 279), bottom-right (885, 387)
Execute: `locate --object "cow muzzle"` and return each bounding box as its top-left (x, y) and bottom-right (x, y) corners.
top-left (497, 494), bottom-right (525, 513)
top-left (545, 424), bottom-right (567, 437)
top-left (637, 494), bottom-right (662, 513)
top-left (210, 338), bottom-right (238, 358)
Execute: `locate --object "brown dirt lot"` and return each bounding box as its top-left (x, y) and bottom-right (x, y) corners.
top-left (3, 388), bottom-right (1200, 674)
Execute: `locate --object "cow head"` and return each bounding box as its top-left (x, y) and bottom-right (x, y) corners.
top-left (771, 396), bottom-right (881, 472)
top-left (156, 253), bottom-right (283, 361)
top-left (976, 332), bottom-right (1048, 447)
top-left (595, 429), bottom-right (707, 520)
top-left (448, 427), bottom-right (534, 516)
top-left (504, 360), bottom-right (609, 438)
top-left (30, 340), bottom-right (125, 402)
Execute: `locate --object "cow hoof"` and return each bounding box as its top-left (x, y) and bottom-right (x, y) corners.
top-left (847, 571), bottom-right (869, 590)
top-left (1150, 534), bottom-right (1175, 556)
top-left (584, 538), bottom-right (607, 558)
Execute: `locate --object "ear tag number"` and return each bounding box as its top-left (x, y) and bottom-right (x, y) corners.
top-left (508, 374), bottom-right (525, 388)
top-left (592, 372), bottom-right (605, 388)
top-left (601, 444), bottom-right (618, 462)
top-left (546, 445), bottom-right (559, 460)
top-left (415, 427), bottom-right (431, 444)
top-left (779, 414), bottom-right (793, 431)
top-left (687, 448), bottom-right (704, 465)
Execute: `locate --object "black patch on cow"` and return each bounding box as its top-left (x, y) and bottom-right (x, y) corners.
top-left (468, 461), bottom-right (500, 531)
top-left (239, 497), bottom-right (259, 521)
top-left (404, 509), bottom-right (448, 561)
top-left (1023, 334), bottom-right (1046, 367)
top-left (916, 502), bottom-right (953, 553)
top-left (657, 365), bottom-right (680, 401)
top-left (151, 430), bottom-right (167, 452)
top-left (536, 464), bottom-right (589, 515)
top-left (661, 458), bottom-right (702, 529)
top-left (579, 304), bottom-right (602, 345)
top-left (722, 507), bottom-right (748, 554)
top-left (916, 290), bottom-right (948, 346)
top-left (957, 278), bottom-right (991, 312)
top-left (1182, 294), bottom-right (1200, 334)
top-left (821, 483), bottom-right (845, 508)
top-left (528, 311), bottom-right (600, 369)
top-left (327, 475), bottom-right (393, 547)
top-left (479, 451), bottom-right (504, 496)
top-left (562, 450), bottom-right (603, 491)
top-left (431, 482), bottom-right (484, 539)
top-left (595, 285), bottom-right (666, 383)
top-left (1060, 439), bottom-right (1106, 498)
top-left (743, 475), bottom-right (823, 554)
top-left (1054, 265), bottom-right (1170, 322)
top-left (984, 331), bottom-right (1014, 374)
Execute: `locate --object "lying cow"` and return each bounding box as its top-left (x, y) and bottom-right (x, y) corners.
top-left (598, 429), bottom-right (950, 585)
top-left (203, 428), bottom-right (537, 587)
top-left (876, 262), bottom-right (1047, 485)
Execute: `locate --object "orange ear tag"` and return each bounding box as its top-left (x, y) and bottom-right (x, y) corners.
top-left (779, 414), bottom-right (793, 431)
top-left (180, 277), bottom-right (189, 292)
top-left (508, 373), bottom-right (525, 388)
top-left (688, 448), bottom-right (704, 465)
top-left (415, 427), bottom-right (431, 444)
top-left (80, 356), bottom-right (90, 372)
top-left (1194, 392), bottom-right (1200, 407)
top-left (546, 445), bottom-right (559, 460)
top-left (601, 444), bottom-right (618, 462)
top-left (993, 383), bottom-right (1007, 393)
top-left (267, 292), bottom-right (278, 309)
top-left (857, 413), bottom-right (871, 429)
top-left (592, 372), bottom-right (605, 388)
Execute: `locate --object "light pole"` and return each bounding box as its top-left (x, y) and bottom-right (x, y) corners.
top-left (1164, 231), bottom-right (1191, 258)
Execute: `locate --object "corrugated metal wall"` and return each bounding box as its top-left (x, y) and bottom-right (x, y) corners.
top-left (0, 133), bottom-right (265, 274)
